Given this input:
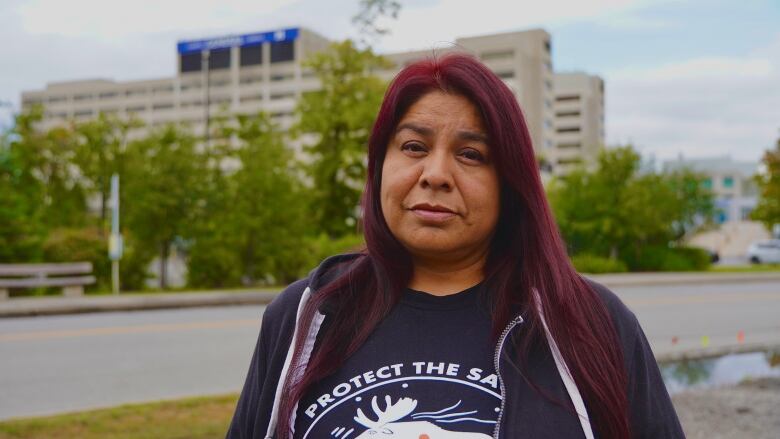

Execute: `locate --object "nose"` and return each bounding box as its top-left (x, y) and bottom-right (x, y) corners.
top-left (419, 147), bottom-right (453, 191)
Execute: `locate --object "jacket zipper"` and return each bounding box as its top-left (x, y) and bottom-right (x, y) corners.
top-left (492, 315), bottom-right (524, 439)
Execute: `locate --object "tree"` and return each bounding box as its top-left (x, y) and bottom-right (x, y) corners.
top-left (294, 40), bottom-right (391, 237)
top-left (548, 146), bottom-right (714, 264)
top-left (752, 136), bottom-right (780, 234)
top-left (352, 0), bottom-right (401, 46)
top-left (123, 124), bottom-right (207, 289)
top-left (188, 112), bottom-right (311, 287)
top-left (8, 106), bottom-right (88, 230)
top-left (72, 113), bottom-right (140, 226)
top-left (0, 135), bottom-right (45, 262)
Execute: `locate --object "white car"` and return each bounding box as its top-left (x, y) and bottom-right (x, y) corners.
top-left (746, 240), bottom-right (780, 264)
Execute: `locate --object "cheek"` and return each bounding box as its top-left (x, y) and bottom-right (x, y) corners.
top-left (464, 174), bottom-right (501, 227)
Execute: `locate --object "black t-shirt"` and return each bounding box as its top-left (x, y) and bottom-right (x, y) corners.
top-left (293, 284), bottom-right (501, 439)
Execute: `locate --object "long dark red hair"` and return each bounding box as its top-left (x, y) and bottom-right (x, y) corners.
top-left (278, 53), bottom-right (630, 438)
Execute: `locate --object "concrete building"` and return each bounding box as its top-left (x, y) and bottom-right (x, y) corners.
top-left (21, 26), bottom-right (593, 173)
top-left (551, 72), bottom-right (605, 174)
top-left (663, 155), bottom-right (759, 224)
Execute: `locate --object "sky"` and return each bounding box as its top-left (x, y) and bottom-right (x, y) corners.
top-left (0, 0), bottom-right (778, 163)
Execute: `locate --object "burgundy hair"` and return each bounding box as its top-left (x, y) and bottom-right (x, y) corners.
top-left (278, 53), bottom-right (630, 438)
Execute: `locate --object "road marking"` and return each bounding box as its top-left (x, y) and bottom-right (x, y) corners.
top-left (0, 319), bottom-right (259, 342)
top-left (626, 292), bottom-right (780, 308)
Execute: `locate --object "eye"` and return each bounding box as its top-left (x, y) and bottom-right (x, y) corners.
top-left (459, 147), bottom-right (486, 163)
top-left (400, 141), bottom-right (427, 156)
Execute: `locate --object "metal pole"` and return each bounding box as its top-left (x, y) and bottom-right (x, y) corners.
top-left (109, 174), bottom-right (123, 294)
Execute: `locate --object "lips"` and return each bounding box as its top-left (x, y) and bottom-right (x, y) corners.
top-left (410, 203), bottom-right (457, 222)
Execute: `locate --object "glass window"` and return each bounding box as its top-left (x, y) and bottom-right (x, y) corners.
top-left (208, 48), bottom-right (231, 70)
top-left (723, 176), bottom-right (734, 188)
top-left (270, 41), bottom-right (295, 63)
top-left (702, 178), bottom-right (712, 189)
top-left (180, 53), bottom-right (202, 73)
top-left (240, 45), bottom-right (263, 66)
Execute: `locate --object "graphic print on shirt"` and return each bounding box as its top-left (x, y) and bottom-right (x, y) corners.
top-left (296, 361), bottom-right (501, 438)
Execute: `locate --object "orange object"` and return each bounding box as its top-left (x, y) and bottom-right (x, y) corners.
top-left (671, 336), bottom-right (679, 345)
top-left (737, 331), bottom-right (745, 343)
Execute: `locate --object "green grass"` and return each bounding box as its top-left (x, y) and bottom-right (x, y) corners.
top-left (708, 264), bottom-right (780, 273)
top-left (0, 394), bottom-right (239, 439)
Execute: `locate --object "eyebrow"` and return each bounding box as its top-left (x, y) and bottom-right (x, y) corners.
top-left (395, 122), bottom-right (488, 143)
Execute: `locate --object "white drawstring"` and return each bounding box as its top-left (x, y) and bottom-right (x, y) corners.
top-left (533, 288), bottom-right (595, 439)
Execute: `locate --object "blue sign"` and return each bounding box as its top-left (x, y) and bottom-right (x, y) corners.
top-left (177, 28), bottom-right (299, 54)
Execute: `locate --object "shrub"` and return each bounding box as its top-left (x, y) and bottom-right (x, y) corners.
top-left (42, 227), bottom-right (110, 292)
top-left (623, 245), bottom-right (711, 272)
top-left (571, 253), bottom-right (628, 274)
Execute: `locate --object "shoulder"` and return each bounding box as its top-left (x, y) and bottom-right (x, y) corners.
top-left (263, 276), bottom-right (311, 328)
top-left (584, 278), bottom-right (643, 362)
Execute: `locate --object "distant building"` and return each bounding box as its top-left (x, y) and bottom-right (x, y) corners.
top-left (663, 155), bottom-right (759, 224)
top-left (21, 26), bottom-right (604, 175)
top-left (551, 72), bottom-right (605, 174)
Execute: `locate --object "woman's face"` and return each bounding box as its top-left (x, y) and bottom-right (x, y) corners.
top-left (380, 91), bottom-right (501, 263)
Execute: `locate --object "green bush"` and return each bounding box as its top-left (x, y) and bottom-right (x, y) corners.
top-left (301, 234), bottom-right (365, 274)
top-left (571, 253), bottom-right (628, 274)
top-left (42, 227), bottom-right (110, 292)
top-left (187, 240), bottom-right (243, 289)
top-left (623, 245), bottom-right (711, 272)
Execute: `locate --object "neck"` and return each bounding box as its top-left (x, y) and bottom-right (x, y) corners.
top-left (408, 248), bottom-right (488, 296)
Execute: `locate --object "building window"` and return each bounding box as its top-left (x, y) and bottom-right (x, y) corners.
top-left (126, 88), bottom-right (146, 97)
top-left (557, 157), bottom-right (582, 165)
top-left (544, 119), bottom-right (553, 129)
top-left (99, 91), bottom-right (117, 99)
top-left (545, 79), bottom-right (553, 90)
top-left (702, 178), bottom-right (712, 189)
top-left (153, 85), bottom-right (174, 94)
top-left (558, 142), bottom-right (581, 149)
top-left (209, 48), bottom-right (231, 70)
top-left (181, 83), bottom-right (201, 91)
top-left (555, 94), bottom-right (580, 102)
top-left (556, 127), bottom-right (581, 133)
top-left (270, 41), bottom-right (295, 63)
top-left (240, 94), bottom-right (263, 103)
top-left (496, 71), bottom-right (515, 79)
top-left (240, 75), bottom-right (263, 85)
top-left (240, 45), bottom-right (263, 66)
top-left (152, 103), bottom-right (174, 111)
top-left (723, 176), bottom-right (734, 188)
top-left (270, 92), bottom-right (295, 100)
top-left (127, 105), bottom-right (146, 113)
top-left (544, 40), bottom-right (551, 53)
top-left (555, 110), bottom-right (580, 117)
top-left (270, 73), bottom-right (294, 82)
top-left (74, 93), bottom-right (93, 101)
top-left (48, 95), bottom-right (66, 103)
top-left (480, 50), bottom-right (514, 61)
top-left (180, 52), bottom-right (202, 73)
top-left (74, 109), bottom-right (93, 117)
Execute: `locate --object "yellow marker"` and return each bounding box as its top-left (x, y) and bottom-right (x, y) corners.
top-left (700, 336), bottom-right (710, 348)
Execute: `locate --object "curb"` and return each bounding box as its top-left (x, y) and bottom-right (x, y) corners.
top-left (590, 272), bottom-right (780, 287)
top-left (2, 271), bottom-right (779, 318)
top-left (656, 342), bottom-right (780, 363)
top-left (0, 290), bottom-right (280, 318)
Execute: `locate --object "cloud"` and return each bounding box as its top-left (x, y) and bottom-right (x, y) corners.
top-left (375, 0), bottom-right (656, 52)
top-left (16, 0), bottom-right (300, 41)
top-left (606, 33), bottom-right (780, 161)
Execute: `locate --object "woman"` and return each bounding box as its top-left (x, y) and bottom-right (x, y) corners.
top-left (227, 53), bottom-right (684, 439)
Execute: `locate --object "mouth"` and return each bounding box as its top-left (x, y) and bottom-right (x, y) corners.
top-left (409, 203), bottom-right (457, 222)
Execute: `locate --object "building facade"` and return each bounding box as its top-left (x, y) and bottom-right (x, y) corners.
top-left (551, 72), bottom-right (605, 174)
top-left (663, 156), bottom-right (759, 224)
top-left (21, 26), bottom-right (599, 173)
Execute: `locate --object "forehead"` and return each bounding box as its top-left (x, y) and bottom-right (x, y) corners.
top-left (397, 91), bottom-right (485, 132)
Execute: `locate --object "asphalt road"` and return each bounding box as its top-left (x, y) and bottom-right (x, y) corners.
top-left (1, 279), bottom-right (779, 421)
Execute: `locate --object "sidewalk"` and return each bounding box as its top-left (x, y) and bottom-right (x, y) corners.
top-left (2, 271), bottom-right (780, 318)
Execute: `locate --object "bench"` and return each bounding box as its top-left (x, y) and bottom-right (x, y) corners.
top-left (0, 262), bottom-right (96, 299)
